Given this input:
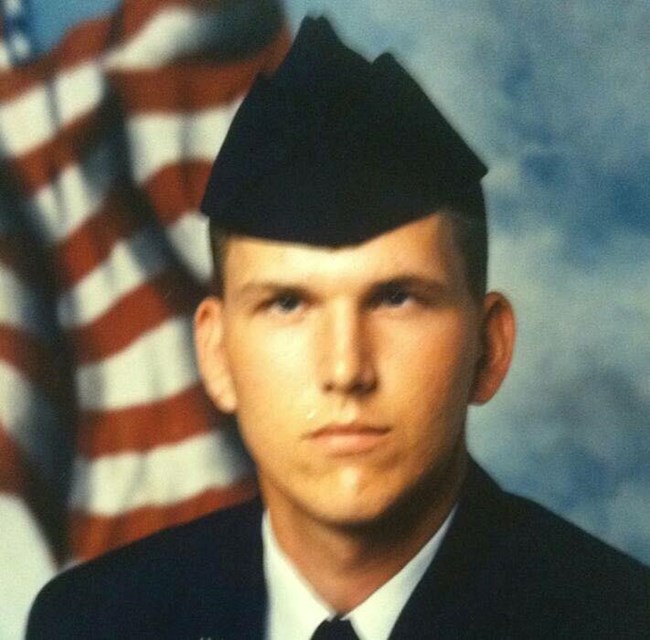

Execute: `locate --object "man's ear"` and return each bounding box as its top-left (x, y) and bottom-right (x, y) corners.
top-left (470, 291), bottom-right (516, 405)
top-left (194, 296), bottom-right (238, 414)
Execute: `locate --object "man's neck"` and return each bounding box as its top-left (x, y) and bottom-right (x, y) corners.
top-left (264, 458), bottom-right (466, 613)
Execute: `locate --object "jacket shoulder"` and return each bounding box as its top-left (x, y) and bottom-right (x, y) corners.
top-left (501, 489), bottom-right (648, 581)
top-left (488, 480), bottom-right (650, 636)
top-left (26, 499), bottom-right (263, 639)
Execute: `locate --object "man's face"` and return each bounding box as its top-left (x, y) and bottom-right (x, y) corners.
top-left (196, 213), bottom-right (512, 531)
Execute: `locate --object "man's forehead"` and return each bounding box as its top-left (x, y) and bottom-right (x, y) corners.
top-left (222, 213), bottom-right (461, 285)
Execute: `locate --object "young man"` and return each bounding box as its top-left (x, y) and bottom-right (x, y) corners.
top-left (28, 17), bottom-right (648, 639)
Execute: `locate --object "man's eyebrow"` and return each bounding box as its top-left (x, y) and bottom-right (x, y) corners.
top-left (235, 281), bottom-right (310, 298)
top-left (368, 275), bottom-right (449, 294)
top-left (235, 274), bottom-right (449, 296)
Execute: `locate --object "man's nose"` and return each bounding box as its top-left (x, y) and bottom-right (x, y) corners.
top-left (318, 305), bottom-right (377, 396)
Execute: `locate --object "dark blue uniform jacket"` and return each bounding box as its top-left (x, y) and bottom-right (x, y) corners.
top-left (27, 461), bottom-right (650, 639)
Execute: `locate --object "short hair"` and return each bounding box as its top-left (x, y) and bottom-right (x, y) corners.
top-left (208, 184), bottom-right (488, 301)
top-left (441, 183), bottom-right (488, 300)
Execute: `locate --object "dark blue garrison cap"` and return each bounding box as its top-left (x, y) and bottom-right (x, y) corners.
top-left (200, 16), bottom-right (487, 246)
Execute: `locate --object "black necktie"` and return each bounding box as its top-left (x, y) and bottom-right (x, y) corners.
top-left (310, 616), bottom-right (359, 640)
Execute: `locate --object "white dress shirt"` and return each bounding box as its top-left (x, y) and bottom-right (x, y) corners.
top-left (263, 508), bottom-right (456, 640)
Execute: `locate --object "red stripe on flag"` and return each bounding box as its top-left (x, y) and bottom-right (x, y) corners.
top-left (108, 39), bottom-right (291, 112)
top-left (138, 161), bottom-right (212, 225)
top-left (0, 19), bottom-right (109, 98)
top-left (70, 478), bottom-right (258, 561)
top-left (53, 186), bottom-right (147, 286)
top-left (112, 0), bottom-right (216, 40)
top-left (2, 106), bottom-right (112, 196)
top-left (68, 270), bottom-right (204, 364)
top-left (0, 424), bottom-right (28, 496)
top-left (77, 383), bottom-right (217, 457)
top-left (0, 325), bottom-right (66, 399)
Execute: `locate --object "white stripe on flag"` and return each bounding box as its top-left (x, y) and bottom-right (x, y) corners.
top-left (28, 143), bottom-right (116, 242)
top-left (75, 316), bottom-right (198, 410)
top-left (57, 226), bottom-right (169, 329)
top-left (0, 263), bottom-right (48, 335)
top-left (105, 7), bottom-right (249, 70)
top-left (164, 211), bottom-right (212, 284)
top-left (0, 61), bottom-right (104, 158)
top-left (126, 104), bottom-right (241, 185)
top-left (69, 427), bottom-right (253, 515)
top-left (0, 361), bottom-right (63, 479)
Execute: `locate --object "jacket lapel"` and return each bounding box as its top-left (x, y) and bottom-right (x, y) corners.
top-left (389, 461), bottom-right (515, 639)
top-left (168, 498), bottom-right (268, 639)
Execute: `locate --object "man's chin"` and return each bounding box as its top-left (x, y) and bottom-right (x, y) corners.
top-left (303, 491), bottom-right (422, 534)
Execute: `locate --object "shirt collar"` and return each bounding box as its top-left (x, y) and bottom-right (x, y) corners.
top-left (263, 507), bottom-right (456, 640)
top-left (263, 513), bottom-right (331, 640)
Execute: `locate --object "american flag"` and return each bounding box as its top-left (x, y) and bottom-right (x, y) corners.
top-left (0, 0), bottom-right (289, 633)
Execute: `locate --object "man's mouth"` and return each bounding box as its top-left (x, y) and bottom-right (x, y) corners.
top-left (307, 423), bottom-right (390, 455)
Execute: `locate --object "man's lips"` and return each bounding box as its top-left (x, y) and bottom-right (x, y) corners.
top-left (306, 423), bottom-right (390, 455)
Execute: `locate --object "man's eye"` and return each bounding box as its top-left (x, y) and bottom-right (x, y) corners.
top-left (376, 287), bottom-right (412, 308)
top-left (269, 294), bottom-right (303, 313)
